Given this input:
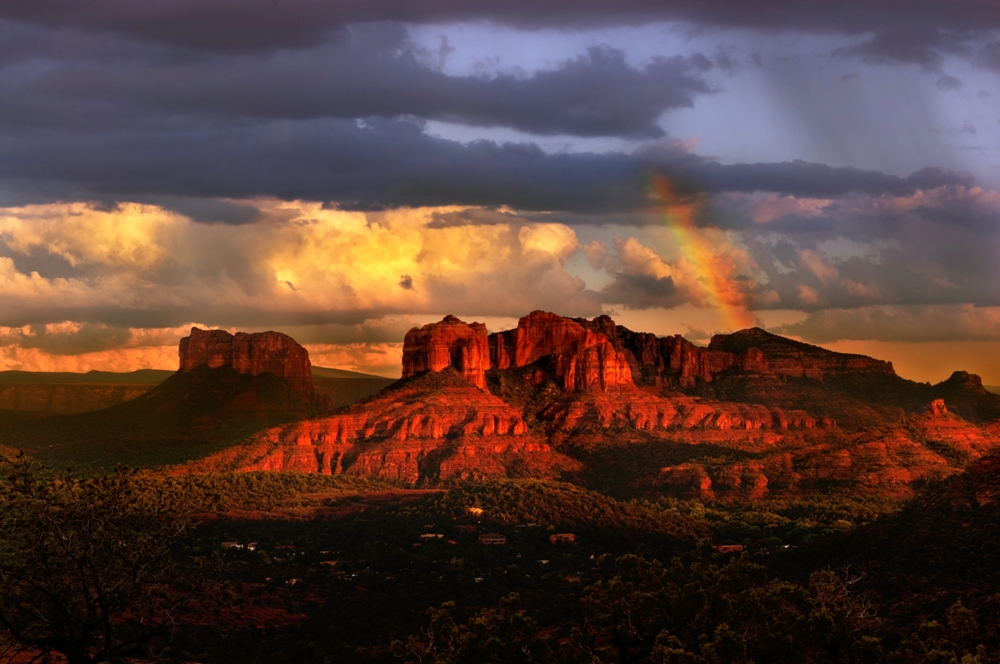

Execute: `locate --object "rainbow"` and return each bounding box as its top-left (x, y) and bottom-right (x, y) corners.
top-left (647, 173), bottom-right (755, 331)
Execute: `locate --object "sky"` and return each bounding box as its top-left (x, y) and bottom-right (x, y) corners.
top-left (1, 1), bottom-right (999, 383)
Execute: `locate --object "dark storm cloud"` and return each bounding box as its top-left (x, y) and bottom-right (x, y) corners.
top-left (3, 0), bottom-right (996, 92)
top-left (599, 273), bottom-right (684, 309)
top-left (833, 24), bottom-right (952, 72)
top-left (11, 24), bottom-right (712, 139)
top-left (975, 40), bottom-right (1000, 71)
top-left (4, 108), bottom-right (979, 215)
top-left (0, 301), bottom-right (394, 330)
top-left (1, 115), bottom-right (973, 213)
top-left (656, 158), bottom-right (975, 199)
top-left (4, 0), bottom-right (997, 53)
top-left (728, 186), bottom-right (1000, 314)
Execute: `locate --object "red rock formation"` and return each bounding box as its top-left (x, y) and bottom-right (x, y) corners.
top-left (913, 399), bottom-right (1000, 462)
top-left (653, 428), bottom-right (961, 500)
top-left (490, 311), bottom-right (633, 392)
top-left (573, 316), bottom-right (894, 388)
top-left (179, 327), bottom-right (313, 398)
top-left (402, 315), bottom-right (489, 389)
top-left (183, 370), bottom-right (578, 484)
top-left (659, 463), bottom-right (715, 499)
top-left (707, 327), bottom-right (894, 381)
top-left (541, 391), bottom-right (816, 436)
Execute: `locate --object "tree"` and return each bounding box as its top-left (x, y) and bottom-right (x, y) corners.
top-left (0, 457), bottom-right (201, 663)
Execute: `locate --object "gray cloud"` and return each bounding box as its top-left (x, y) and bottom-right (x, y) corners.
top-left (725, 185), bottom-right (1000, 313)
top-left (3, 1), bottom-right (997, 54)
top-left (4, 323), bottom-right (134, 356)
top-left (10, 25), bottom-right (713, 139)
top-left (775, 305), bottom-right (1000, 343)
top-left (0, 239), bottom-right (81, 279)
top-left (599, 273), bottom-right (684, 309)
top-left (0, 114), bottom-right (975, 214)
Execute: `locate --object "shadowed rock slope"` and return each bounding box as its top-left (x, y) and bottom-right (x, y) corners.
top-left (1, 328), bottom-right (341, 469)
top-left (0, 369), bottom-right (172, 415)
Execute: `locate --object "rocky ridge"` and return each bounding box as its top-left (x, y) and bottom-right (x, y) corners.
top-left (185, 312), bottom-right (1000, 495)
top-left (574, 316), bottom-right (893, 388)
top-left (184, 370), bottom-right (575, 483)
top-left (658, 399), bottom-right (1000, 500)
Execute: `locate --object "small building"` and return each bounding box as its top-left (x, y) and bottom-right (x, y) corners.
top-left (715, 544), bottom-right (744, 554)
top-left (549, 533), bottom-right (576, 545)
top-left (479, 532), bottom-right (507, 545)
top-left (420, 533), bottom-right (444, 539)
top-left (456, 524), bottom-right (477, 533)
top-left (220, 541), bottom-right (243, 550)
top-left (467, 507), bottom-right (484, 517)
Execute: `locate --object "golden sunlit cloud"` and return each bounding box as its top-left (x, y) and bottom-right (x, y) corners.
top-left (0, 200), bottom-right (608, 372)
top-left (0, 200), bottom-right (602, 325)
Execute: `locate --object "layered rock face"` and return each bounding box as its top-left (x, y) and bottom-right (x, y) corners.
top-left (183, 370), bottom-right (577, 484)
top-left (491, 311), bottom-right (633, 392)
top-left (914, 399), bottom-right (1000, 462)
top-left (402, 316), bottom-right (489, 389)
top-left (179, 327), bottom-right (313, 398)
top-left (542, 392), bottom-right (818, 435)
top-left (653, 399), bottom-right (1000, 500)
top-left (408, 311), bottom-right (891, 393)
top-left (574, 316), bottom-right (894, 388)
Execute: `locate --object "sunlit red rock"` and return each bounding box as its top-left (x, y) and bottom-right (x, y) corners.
top-left (182, 370), bottom-right (577, 484)
top-left (541, 392), bottom-right (812, 435)
top-left (572, 316), bottom-right (893, 388)
top-left (913, 399), bottom-right (1000, 462)
top-left (402, 315), bottom-right (489, 389)
top-left (490, 311), bottom-right (633, 392)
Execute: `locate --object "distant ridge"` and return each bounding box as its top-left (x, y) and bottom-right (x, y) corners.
top-left (311, 366), bottom-right (395, 380)
top-left (0, 369), bottom-right (173, 385)
top-left (0, 366), bottom-right (389, 384)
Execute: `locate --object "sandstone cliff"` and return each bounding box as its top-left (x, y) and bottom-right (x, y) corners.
top-left (183, 369), bottom-right (578, 484)
top-left (490, 311), bottom-right (633, 392)
top-left (175, 314), bottom-right (1000, 500)
top-left (653, 399), bottom-right (1000, 500)
top-left (542, 392), bottom-right (818, 435)
top-left (402, 316), bottom-right (489, 389)
top-left (179, 327), bottom-right (313, 399)
top-left (574, 316), bottom-right (893, 388)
